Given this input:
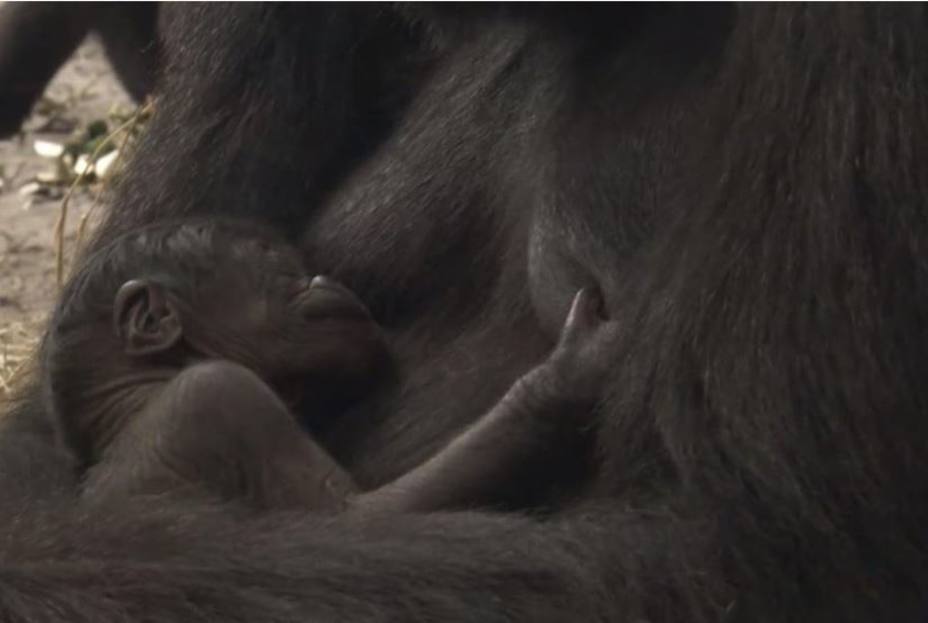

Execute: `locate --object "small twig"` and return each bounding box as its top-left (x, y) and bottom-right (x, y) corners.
top-left (0, 229), bottom-right (14, 250)
top-left (1, 357), bottom-right (31, 396)
top-left (4, 162), bottom-right (25, 187)
top-left (0, 324), bottom-right (37, 398)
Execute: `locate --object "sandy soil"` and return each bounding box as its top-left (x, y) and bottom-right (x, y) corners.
top-left (0, 39), bottom-right (134, 326)
top-left (0, 37), bottom-right (134, 392)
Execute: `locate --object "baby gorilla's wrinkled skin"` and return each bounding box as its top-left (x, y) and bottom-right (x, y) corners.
top-left (45, 220), bottom-right (617, 512)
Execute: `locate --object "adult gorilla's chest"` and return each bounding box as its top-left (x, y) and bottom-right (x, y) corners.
top-left (298, 16), bottom-right (718, 485)
top-left (299, 24), bottom-right (559, 485)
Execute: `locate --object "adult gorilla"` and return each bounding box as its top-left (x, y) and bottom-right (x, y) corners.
top-left (1, 3), bottom-right (927, 622)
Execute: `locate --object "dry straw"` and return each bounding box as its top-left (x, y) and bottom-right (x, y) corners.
top-left (0, 322), bottom-right (38, 401)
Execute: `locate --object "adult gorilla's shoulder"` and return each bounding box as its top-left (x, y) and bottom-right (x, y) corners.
top-left (2, 4), bottom-right (927, 622)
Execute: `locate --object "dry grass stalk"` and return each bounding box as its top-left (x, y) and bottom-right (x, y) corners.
top-left (0, 322), bottom-right (39, 403)
top-left (54, 99), bottom-right (155, 287)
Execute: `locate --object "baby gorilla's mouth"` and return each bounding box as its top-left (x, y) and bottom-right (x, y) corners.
top-left (297, 275), bottom-right (372, 321)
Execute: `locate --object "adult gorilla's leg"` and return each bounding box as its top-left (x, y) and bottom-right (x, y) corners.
top-left (0, 3), bottom-right (160, 139)
top-left (0, 499), bottom-right (680, 622)
top-left (94, 3), bottom-right (161, 102)
top-left (0, 3), bottom-right (96, 137)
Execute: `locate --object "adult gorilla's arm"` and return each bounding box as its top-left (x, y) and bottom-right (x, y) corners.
top-left (0, 500), bottom-right (692, 622)
top-left (101, 3), bottom-right (413, 240)
top-left (0, 3), bottom-right (96, 137)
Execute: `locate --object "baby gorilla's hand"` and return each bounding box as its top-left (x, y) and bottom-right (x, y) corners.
top-left (541, 288), bottom-right (620, 405)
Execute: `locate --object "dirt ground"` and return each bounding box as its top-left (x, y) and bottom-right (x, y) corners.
top-left (0, 37), bottom-right (135, 393)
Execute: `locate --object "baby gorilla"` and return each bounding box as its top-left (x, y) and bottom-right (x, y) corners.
top-left (44, 219), bottom-right (614, 512)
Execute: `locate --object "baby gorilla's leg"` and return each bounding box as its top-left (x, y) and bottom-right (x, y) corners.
top-left (82, 361), bottom-right (358, 510)
top-left (355, 289), bottom-right (617, 513)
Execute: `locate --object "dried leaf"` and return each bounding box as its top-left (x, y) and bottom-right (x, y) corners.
top-left (73, 155), bottom-right (92, 177)
top-left (94, 149), bottom-right (119, 179)
top-left (33, 140), bottom-right (65, 158)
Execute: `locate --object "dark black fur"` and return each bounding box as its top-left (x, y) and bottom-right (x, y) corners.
top-left (0, 2), bottom-right (160, 138)
top-left (1, 3), bottom-right (927, 621)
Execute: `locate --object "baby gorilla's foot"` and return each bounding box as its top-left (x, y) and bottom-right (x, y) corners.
top-left (542, 288), bottom-right (620, 404)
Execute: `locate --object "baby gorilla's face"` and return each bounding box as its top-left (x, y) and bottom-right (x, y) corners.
top-left (277, 273), bottom-right (386, 378)
top-left (188, 236), bottom-right (387, 388)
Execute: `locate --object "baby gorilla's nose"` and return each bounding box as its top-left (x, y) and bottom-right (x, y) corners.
top-left (310, 275), bottom-right (337, 289)
top-left (301, 275), bottom-right (371, 320)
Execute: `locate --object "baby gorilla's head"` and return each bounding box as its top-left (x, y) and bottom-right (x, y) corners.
top-left (46, 219), bottom-right (387, 425)
top-left (114, 221), bottom-right (386, 382)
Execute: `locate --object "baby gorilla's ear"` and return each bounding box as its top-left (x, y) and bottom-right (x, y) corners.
top-left (113, 280), bottom-right (183, 357)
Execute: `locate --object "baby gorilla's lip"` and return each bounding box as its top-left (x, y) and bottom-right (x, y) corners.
top-left (299, 275), bottom-right (371, 320)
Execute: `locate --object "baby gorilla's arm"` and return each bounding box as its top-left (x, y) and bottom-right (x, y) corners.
top-left (84, 289), bottom-right (615, 515)
top-left (82, 360), bottom-right (358, 510)
top-left (355, 289), bottom-right (616, 513)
